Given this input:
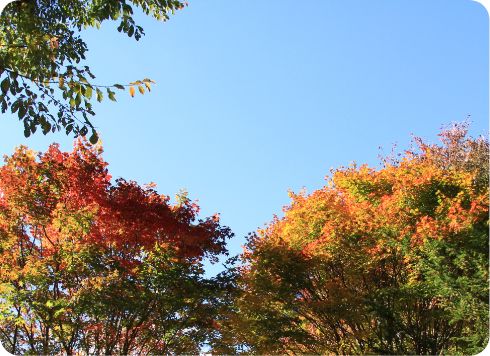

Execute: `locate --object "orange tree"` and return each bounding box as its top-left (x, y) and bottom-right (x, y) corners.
top-left (0, 140), bottom-right (233, 354)
top-left (227, 123), bottom-right (488, 355)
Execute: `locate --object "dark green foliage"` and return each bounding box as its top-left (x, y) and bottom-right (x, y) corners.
top-left (0, 0), bottom-right (184, 141)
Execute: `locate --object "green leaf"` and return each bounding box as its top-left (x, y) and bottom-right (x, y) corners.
top-left (75, 93), bottom-right (82, 107)
top-left (96, 88), bottom-right (103, 102)
top-left (1, 78), bottom-right (9, 94)
top-left (18, 104), bottom-right (27, 119)
top-left (122, 4), bottom-right (133, 15)
top-left (111, 10), bottom-right (120, 21)
top-left (11, 101), bottom-right (20, 113)
top-left (89, 131), bottom-right (99, 144)
top-left (107, 89), bottom-right (116, 101)
top-left (41, 121), bottom-right (51, 135)
top-left (85, 86), bottom-right (93, 99)
top-left (114, 84), bottom-right (125, 90)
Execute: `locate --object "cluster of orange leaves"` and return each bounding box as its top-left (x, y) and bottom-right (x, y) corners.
top-left (255, 125), bottom-right (488, 262)
top-left (233, 124), bottom-right (489, 355)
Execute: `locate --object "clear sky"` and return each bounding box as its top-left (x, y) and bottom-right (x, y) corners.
top-left (0, 0), bottom-right (488, 273)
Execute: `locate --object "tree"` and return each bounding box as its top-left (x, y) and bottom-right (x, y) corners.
top-left (229, 123), bottom-right (489, 355)
top-left (0, 140), bottom-right (233, 354)
top-left (0, 0), bottom-right (185, 142)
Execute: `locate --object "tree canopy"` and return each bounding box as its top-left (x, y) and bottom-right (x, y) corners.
top-left (0, 140), bottom-right (233, 354)
top-left (0, 122), bottom-right (487, 355)
top-left (225, 123), bottom-right (489, 355)
top-left (0, 1), bottom-right (487, 354)
top-left (0, 0), bottom-right (185, 142)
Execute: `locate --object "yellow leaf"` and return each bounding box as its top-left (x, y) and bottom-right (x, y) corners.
top-left (138, 85), bottom-right (145, 94)
top-left (49, 37), bottom-right (59, 49)
top-left (129, 86), bottom-right (135, 97)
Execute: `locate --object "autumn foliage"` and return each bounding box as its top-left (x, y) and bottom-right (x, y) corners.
top-left (227, 124), bottom-right (489, 355)
top-left (0, 140), bottom-right (232, 354)
top-left (0, 124), bottom-right (488, 355)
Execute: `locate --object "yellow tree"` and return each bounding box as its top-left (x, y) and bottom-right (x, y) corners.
top-left (230, 123), bottom-right (488, 355)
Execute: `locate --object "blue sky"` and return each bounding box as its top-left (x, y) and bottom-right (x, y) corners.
top-left (0, 0), bottom-right (488, 273)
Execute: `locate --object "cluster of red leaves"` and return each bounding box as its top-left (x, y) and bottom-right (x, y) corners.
top-left (0, 140), bottom-right (228, 269)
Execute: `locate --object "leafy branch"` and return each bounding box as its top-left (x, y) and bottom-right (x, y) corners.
top-left (0, 0), bottom-right (185, 143)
